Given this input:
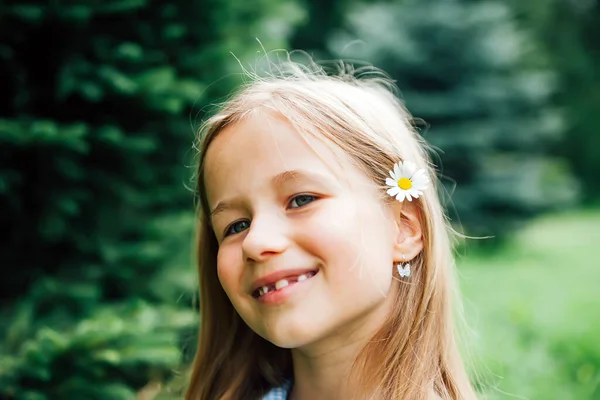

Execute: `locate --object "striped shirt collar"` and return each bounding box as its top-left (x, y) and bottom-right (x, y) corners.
top-left (262, 380), bottom-right (292, 400)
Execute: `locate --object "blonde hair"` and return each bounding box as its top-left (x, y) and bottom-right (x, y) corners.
top-left (187, 57), bottom-right (477, 400)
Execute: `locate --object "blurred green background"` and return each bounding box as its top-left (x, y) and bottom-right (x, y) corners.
top-left (0, 0), bottom-right (598, 399)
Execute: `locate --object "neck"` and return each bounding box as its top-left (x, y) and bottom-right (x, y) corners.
top-left (288, 287), bottom-right (397, 400)
top-left (289, 335), bottom-right (362, 400)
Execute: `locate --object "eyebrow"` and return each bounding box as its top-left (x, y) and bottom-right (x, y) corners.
top-left (271, 170), bottom-right (308, 187)
top-left (209, 169), bottom-right (331, 218)
top-left (210, 201), bottom-right (235, 218)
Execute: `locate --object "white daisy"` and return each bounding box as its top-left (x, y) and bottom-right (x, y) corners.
top-left (385, 161), bottom-right (430, 202)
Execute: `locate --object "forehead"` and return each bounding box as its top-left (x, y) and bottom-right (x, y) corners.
top-left (203, 113), bottom-right (368, 203)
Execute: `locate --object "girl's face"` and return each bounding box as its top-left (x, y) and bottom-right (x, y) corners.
top-left (204, 113), bottom-right (400, 349)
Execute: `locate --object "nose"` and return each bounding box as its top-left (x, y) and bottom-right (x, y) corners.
top-left (242, 213), bottom-right (289, 263)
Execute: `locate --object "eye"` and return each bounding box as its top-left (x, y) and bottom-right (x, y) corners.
top-left (288, 194), bottom-right (317, 209)
top-left (224, 219), bottom-right (250, 237)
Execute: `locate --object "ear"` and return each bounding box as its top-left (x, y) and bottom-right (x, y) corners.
top-left (389, 200), bottom-right (424, 262)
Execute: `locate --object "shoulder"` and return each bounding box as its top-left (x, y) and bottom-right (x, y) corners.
top-left (261, 381), bottom-right (292, 400)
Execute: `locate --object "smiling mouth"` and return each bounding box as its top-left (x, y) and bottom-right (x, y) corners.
top-left (252, 270), bottom-right (318, 298)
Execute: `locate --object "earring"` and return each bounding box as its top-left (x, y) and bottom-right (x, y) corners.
top-left (396, 254), bottom-right (411, 278)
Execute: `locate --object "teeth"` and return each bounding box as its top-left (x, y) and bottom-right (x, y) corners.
top-left (257, 286), bottom-right (269, 297)
top-left (256, 271), bottom-right (318, 298)
top-left (274, 279), bottom-right (289, 290)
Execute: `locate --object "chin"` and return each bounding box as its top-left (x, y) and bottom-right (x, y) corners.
top-left (267, 337), bottom-right (315, 350)
top-left (258, 323), bottom-right (320, 349)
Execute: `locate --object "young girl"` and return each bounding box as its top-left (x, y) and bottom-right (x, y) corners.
top-left (186, 58), bottom-right (477, 400)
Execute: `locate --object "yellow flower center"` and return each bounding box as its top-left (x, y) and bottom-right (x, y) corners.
top-left (398, 177), bottom-right (413, 190)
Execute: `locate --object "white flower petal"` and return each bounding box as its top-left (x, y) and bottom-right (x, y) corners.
top-left (395, 191), bottom-right (406, 202)
top-left (386, 161), bottom-right (431, 202)
top-left (402, 161), bottom-right (417, 179)
top-left (408, 188), bottom-right (421, 199)
top-left (387, 187), bottom-right (400, 196)
top-left (411, 180), bottom-right (428, 191)
top-left (410, 170), bottom-right (430, 190)
top-left (419, 175), bottom-right (431, 186)
top-left (393, 162), bottom-right (401, 178)
top-left (411, 169), bottom-right (425, 180)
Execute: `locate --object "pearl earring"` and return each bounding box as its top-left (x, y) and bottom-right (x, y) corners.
top-left (396, 254), bottom-right (411, 278)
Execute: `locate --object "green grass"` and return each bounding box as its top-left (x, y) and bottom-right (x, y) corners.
top-left (458, 208), bottom-right (600, 400)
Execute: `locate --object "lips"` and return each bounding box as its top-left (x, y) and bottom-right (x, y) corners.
top-left (250, 268), bottom-right (319, 298)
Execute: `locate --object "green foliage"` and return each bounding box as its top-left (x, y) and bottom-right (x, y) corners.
top-left (507, 0), bottom-right (600, 200)
top-left (2, 0), bottom-right (596, 397)
top-left (328, 0), bottom-right (577, 238)
top-left (0, 0), bottom-right (304, 397)
top-left (460, 209), bottom-right (600, 399)
top-left (1, 300), bottom-right (196, 400)
top-left (290, 0), bottom-right (354, 53)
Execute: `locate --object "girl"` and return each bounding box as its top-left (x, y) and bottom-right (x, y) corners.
top-left (186, 58), bottom-right (477, 400)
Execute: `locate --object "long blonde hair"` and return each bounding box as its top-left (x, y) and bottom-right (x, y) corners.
top-left (187, 57), bottom-right (477, 400)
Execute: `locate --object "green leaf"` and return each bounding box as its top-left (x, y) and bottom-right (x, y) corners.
top-left (8, 5), bottom-right (45, 21)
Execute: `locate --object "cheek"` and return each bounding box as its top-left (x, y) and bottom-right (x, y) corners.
top-left (216, 245), bottom-right (243, 296)
top-left (302, 199), bottom-right (395, 288)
